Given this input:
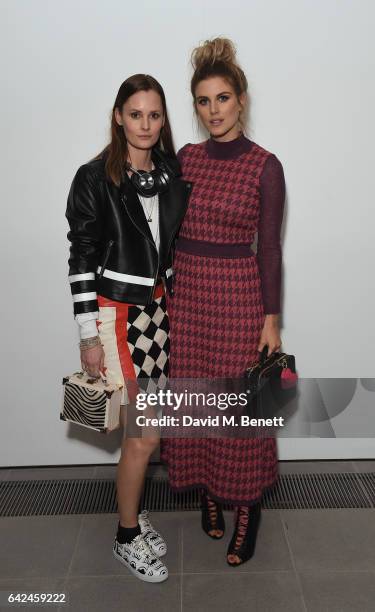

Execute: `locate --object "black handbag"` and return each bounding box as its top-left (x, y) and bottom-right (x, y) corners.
top-left (244, 345), bottom-right (298, 421)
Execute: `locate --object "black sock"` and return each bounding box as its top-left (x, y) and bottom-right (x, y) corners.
top-left (116, 521), bottom-right (141, 544)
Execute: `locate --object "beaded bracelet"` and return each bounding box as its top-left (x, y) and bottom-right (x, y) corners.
top-left (79, 336), bottom-right (103, 351)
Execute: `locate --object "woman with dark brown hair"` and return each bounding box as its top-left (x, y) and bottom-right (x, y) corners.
top-left (161, 38), bottom-right (285, 566)
top-left (66, 74), bottom-right (191, 582)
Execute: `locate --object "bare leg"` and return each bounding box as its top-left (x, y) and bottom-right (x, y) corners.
top-left (116, 402), bottom-right (160, 528)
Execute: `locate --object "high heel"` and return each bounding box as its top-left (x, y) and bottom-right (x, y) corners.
top-left (226, 502), bottom-right (261, 566)
top-left (200, 490), bottom-right (225, 539)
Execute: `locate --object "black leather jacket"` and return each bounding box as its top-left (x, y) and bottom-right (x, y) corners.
top-left (66, 149), bottom-right (192, 316)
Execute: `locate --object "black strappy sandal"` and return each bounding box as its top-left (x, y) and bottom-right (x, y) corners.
top-left (200, 490), bottom-right (225, 539)
top-left (226, 502), bottom-right (261, 565)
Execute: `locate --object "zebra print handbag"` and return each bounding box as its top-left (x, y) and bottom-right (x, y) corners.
top-left (61, 371), bottom-right (123, 434)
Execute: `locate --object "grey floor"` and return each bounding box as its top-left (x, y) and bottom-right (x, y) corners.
top-left (1, 460), bottom-right (375, 612)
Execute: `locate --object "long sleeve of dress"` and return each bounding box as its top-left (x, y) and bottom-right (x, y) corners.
top-left (257, 154), bottom-right (285, 314)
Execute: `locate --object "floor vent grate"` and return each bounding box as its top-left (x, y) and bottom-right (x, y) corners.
top-left (0, 473), bottom-right (373, 517)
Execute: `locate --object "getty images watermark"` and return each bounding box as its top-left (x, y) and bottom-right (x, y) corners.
top-left (122, 377), bottom-right (375, 439)
top-left (133, 388), bottom-right (285, 432)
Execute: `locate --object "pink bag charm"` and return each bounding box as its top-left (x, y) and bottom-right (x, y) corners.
top-left (280, 367), bottom-right (298, 388)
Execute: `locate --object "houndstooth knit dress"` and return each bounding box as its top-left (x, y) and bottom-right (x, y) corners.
top-left (160, 133), bottom-right (286, 507)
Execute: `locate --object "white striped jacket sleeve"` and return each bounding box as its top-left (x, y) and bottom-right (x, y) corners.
top-left (66, 164), bottom-right (103, 324)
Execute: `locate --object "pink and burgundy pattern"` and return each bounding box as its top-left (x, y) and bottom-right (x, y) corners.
top-left (160, 136), bottom-right (283, 507)
top-left (173, 140), bottom-right (267, 244)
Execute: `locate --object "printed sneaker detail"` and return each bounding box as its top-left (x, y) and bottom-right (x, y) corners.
top-left (113, 534), bottom-right (168, 583)
top-left (138, 509), bottom-right (167, 556)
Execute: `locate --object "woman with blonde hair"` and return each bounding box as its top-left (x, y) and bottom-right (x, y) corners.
top-left (161, 38), bottom-right (285, 566)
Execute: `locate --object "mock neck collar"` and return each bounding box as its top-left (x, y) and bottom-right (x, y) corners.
top-left (205, 132), bottom-right (252, 160)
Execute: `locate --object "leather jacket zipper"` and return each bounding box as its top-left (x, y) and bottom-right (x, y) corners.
top-left (149, 206), bottom-right (160, 302)
top-left (98, 240), bottom-right (114, 279)
top-left (165, 181), bottom-right (191, 260)
top-left (149, 250), bottom-right (159, 302)
top-left (162, 182), bottom-right (192, 292)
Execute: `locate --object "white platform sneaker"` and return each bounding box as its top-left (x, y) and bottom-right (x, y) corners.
top-left (113, 533), bottom-right (168, 583)
top-left (138, 509), bottom-right (167, 557)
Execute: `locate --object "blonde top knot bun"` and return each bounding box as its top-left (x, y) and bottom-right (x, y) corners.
top-left (191, 37), bottom-right (237, 70)
top-left (190, 36), bottom-right (248, 98)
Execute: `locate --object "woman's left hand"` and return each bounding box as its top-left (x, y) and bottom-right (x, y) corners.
top-left (258, 315), bottom-right (282, 357)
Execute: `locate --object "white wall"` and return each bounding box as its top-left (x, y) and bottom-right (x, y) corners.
top-left (1, 0), bottom-right (374, 466)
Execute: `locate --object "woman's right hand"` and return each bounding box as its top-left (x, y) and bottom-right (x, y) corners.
top-left (80, 344), bottom-right (105, 378)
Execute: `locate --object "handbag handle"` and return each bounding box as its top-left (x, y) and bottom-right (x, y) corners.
top-left (80, 370), bottom-right (108, 385)
top-left (259, 345), bottom-right (282, 365)
top-left (258, 345), bottom-right (269, 365)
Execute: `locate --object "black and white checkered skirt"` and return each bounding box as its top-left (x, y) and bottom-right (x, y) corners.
top-left (96, 282), bottom-right (169, 405)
